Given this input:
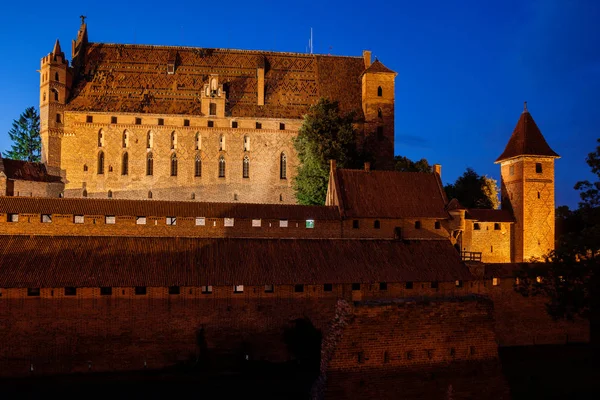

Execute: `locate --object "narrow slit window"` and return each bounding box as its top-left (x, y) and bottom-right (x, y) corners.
top-left (536, 163), bottom-right (542, 173)
top-left (280, 153), bottom-right (287, 179)
top-left (146, 153), bottom-right (154, 176)
top-left (243, 156), bottom-right (250, 178)
top-left (219, 156), bottom-right (226, 178)
top-left (377, 86), bottom-right (382, 96)
top-left (97, 151), bottom-right (105, 174)
top-left (195, 155), bottom-right (202, 177)
top-left (121, 152), bottom-right (129, 175)
top-left (171, 154), bottom-right (178, 176)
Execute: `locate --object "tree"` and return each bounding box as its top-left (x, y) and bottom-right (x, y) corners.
top-left (515, 138), bottom-right (600, 337)
top-left (444, 167), bottom-right (500, 209)
top-left (394, 155), bottom-right (431, 173)
top-left (3, 107), bottom-right (41, 162)
top-left (293, 98), bottom-right (362, 205)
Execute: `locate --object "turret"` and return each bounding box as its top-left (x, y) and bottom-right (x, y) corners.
top-left (496, 102), bottom-right (560, 262)
top-left (360, 53), bottom-right (397, 170)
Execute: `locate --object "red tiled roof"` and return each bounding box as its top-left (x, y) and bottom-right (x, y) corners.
top-left (465, 209), bottom-right (515, 223)
top-left (67, 43), bottom-right (366, 119)
top-left (335, 169), bottom-right (449, 218)
top-left (361, 59), bottom-right (396, 75)
top-left (0, 197), bottom-right (340, 220)
top-left (496, 110), bottom-right (559, 162)
top-left (446, 198), bottom-right (467, 211)
top-left (0, 236), bottom-right (472, 287)
top-left (0, 158), bottom-right (62, 183)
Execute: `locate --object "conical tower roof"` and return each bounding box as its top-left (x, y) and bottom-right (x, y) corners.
top-left (495, 103), bottom-right (559, 163)
top-left (52, 39), bottom-right (62, 55)
top-left (360, 59), bottom-right (397, 77)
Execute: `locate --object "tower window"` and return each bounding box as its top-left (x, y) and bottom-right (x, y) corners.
top-left (243, 156), bottom-right (250, 178)
top-left (219, 156), bottom-right (226, 178)
top-left (374, 220), bottom-right (380, 229)
top-left (435, 221), bottom-right (441, 229)
top-left (171, 132), bottom-right (177, 149)
top-left (219, 135), bottom-right (225, 151)
top-left (183, 119), bottom-right (190, 127)
top-left (146, 153), bottom-right (153, 176)
top-left (56, 114), bottom-right (61, 123)
top-left (86, 115), bottom-right (93, 123)
top-left (378, 108), bottom-right (382, 119)
top-left (280, 153), bottom-right (287, 179)
top-left (377, 86), bottom-right (382, 96)
top-left (279, 123), bottom-right (285, 130)
top-left (208, 120), bottom-right (214, 128)
top-left (414, 221), bottom-right (421, 229)
top-left (209, 103), bottom-right (217, 116)
top-left (256, 122), bottom-right (262, 129)
top-left (243, 136), bottom-right (250, 152)
top-left (55, 72), bottom-right (59, 81)
top-left (97, 151), bottom-right (105, 174)
top-left (194, 155), bottom-right (202, 177)
top-left (195, 132), bottom-right (201, 150)
top-left (536, 163), bottom-right (542, 173)
top-left (52, 89), bottom-right (59, 101)
top-left (231, 121), bottom-right (238, 129)
top-left (494, 223), bottom-right (501, 230)
top-left (538, 191), bottom-right (540, 199)
top-left (147, 131), bottom-right (153, 148)
top-left (135, 117), bottom-right (142, 125)
top-left (111, 116), bottom-right (117, 124)
top-left (122, 131), bottom-right (129, 148)
top-left (121, 152), bottom-right (129, 175)
top-left (474, 223), bottom-right (481, 230)
top-left (107, 190), bottom-right (113, 198)
top-left (157, 118), bottom-right (164, 126)
top-left (98, 129), bottom-right (104, 147)
top-left (170, 154), bottom-right (178, 176)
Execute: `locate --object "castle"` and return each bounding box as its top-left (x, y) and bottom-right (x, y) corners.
top-left (0, 20), bottom-right (585, 398)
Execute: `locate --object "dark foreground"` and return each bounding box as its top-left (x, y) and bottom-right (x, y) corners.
top-left (0, 344), bottom-right (598, 399)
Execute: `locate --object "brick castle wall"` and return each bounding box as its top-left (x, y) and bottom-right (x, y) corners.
top-left (462, 221), bottom-right (512, 263)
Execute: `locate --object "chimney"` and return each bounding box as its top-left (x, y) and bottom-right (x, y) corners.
top-left (433, 164), bottom-right (442, 177)
top-left (329, 159), bottom-right (336, 172)
top-left (363, 50), bottom-right (371, 68)
top-left (257, 66), bottom-right (265, 106)
top-left (364, 162), bottom-right (371, 172)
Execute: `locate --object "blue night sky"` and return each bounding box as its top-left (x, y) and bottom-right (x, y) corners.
top-left (0, 0), bottom-right (598, 208)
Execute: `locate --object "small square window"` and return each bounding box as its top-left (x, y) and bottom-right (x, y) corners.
top-left (7, 213), bottom-right (18, 222)
top-left (252, 219), bottom-right (261, 227)
top-left (207, 120), bottom-right (214, 128)
top-left (455, 280), bottom-right (463, 288)
top-left (209, 103), bottom-right (217, 116)
top-left (473, 223), bottom-right (480, 230)
top-left (493, 278), bottom-right (500, 286)
top-left (431, 281), bottom-right (439, 289)
top-left (324, 283), bottom-right (333, 292)
top-left (279, 123), bottom-right (285, 130)
top-left (352, 220), bottom-right (359, 229)
top-left (111, 116), bottom-right (117, 124)
top-left (352, 283), bottom-right (360, 291)
top-left (105, 215), bottom-right (116, 224)
top-left (435, 221), bottom-right (441, 230)
top-left (264, 284), bottom-right (274, 293)
top-left (294, 284), bottom-right (304, 293)
top-left (135, 286), bottom-right (147, 295)
top-left (157, 118), bottom-right (164, 126)
top-left (41, 214), bottom-right (52, 223)
top-left (494, 223), bottom-right (501, 230)
top-left (224, 218), bottom-right (234, 227)
top-left (74, 215), bottom-right (84, 224)
top-left (27, 288), bottom-right (40, 297)
top-left (195, 217), bottom-right (206, 226)
top-left (183, 119), bottom-right (190, 127)
top-left (234, 285), bottom-right (244, 293)
top-left (65, 287), bottom-right (77, 296)
top-left (279, 219), bottom-right (288, 228)
top-left (374, 220), bottom-right (381, 229)
top-left (414, 221), bottom-right (421, 229)
top-left (379, 282), bottom-right (387, 291)
top-left (169, 286), bottom-right (180, 295)
top-left (201, 285), bottom-right (213, 294)
top-left (86, 115), bottom-right (93, 123)
top-left (100, 287), bottom-right (112, 296)
top-left (405, 281), bottom-right (413, 289)
top-left (231, 121), bottom-right (238, 128)
top-left (135, 117), bottom-right (142, 125)
top-left (256, 122), bottom-right (262, 129)
top-left (166, 216), bottom-right (177, 226)
top-left (136, 216), bottom-right (147, 225)
top-left (536, 163), bottom-right (542, 173)
top-left (305, 220), bottom-right (315, 229)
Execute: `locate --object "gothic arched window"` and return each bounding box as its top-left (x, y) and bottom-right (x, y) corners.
top-left (171, 132), bottom-right (177, 149)
top-left (98, 129), bottom-right (104, 147)
top-left (280, 152), bottom-right (287, 180)
top-left (243, 136), bottom-right (250, 152)
top-left (55, 72), bottom-right (59, 82)
top-left (97, 151), bottom-right (105, 175)
top-left (219, 156), bottom-right (226, 178)
top-left (147, 131), bottom-right (153, 149)
top-left (219, 134), bottom-right (225, 151)
top-left (121, 152), bottom-right (129, 175)
top-left (170, 154), bottom-right (178, 176)
top-left (146, 153), bottom-right (154, 176)
top-left (122, 130), bottom-right (129, 148)
top-left (243, 156), bottom-right (250, 178)
top-left (195, 132), bottom-right (201, 150)
top-left (194, 155), bottom-right (202, 177)
top-left (52, 89), bottom-right (59, 101)
top-left (377, 86), bottom-right (382, 97)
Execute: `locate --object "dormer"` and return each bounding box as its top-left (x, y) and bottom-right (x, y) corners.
top-left (167, 50), bottom-right (179, 75)
top-left (201, 74), bottom-right (226, 117)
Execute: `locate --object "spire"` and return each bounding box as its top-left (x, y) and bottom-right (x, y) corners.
top-left (52, 39), bottom-right (62, 55)
top-left (523, 101), bottom-right (528, 113)
top-left (495, 104), bottom-right (559, 163)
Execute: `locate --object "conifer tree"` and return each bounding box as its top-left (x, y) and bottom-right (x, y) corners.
top-left (3, 106), bottom-right (41, 162)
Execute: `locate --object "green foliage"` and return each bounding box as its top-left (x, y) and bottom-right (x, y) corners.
top-left (516, 138), bottom-right (600, 322)
top-left (394, 155), bottom-right (431, 173)
top-left (3, 106), bottom-right (41, 162)
top-left (293, 98), bottom-right (361, 205)
top-left (444, 167), bottom-right (500, 209)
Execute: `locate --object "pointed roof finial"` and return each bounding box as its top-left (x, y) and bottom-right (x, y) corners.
top-left (52, 39), bottom-right (62, 55)
top-left (80, 15), bottom-right (87, 25)
top-left (523, 101), bottom-right (528, 113)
